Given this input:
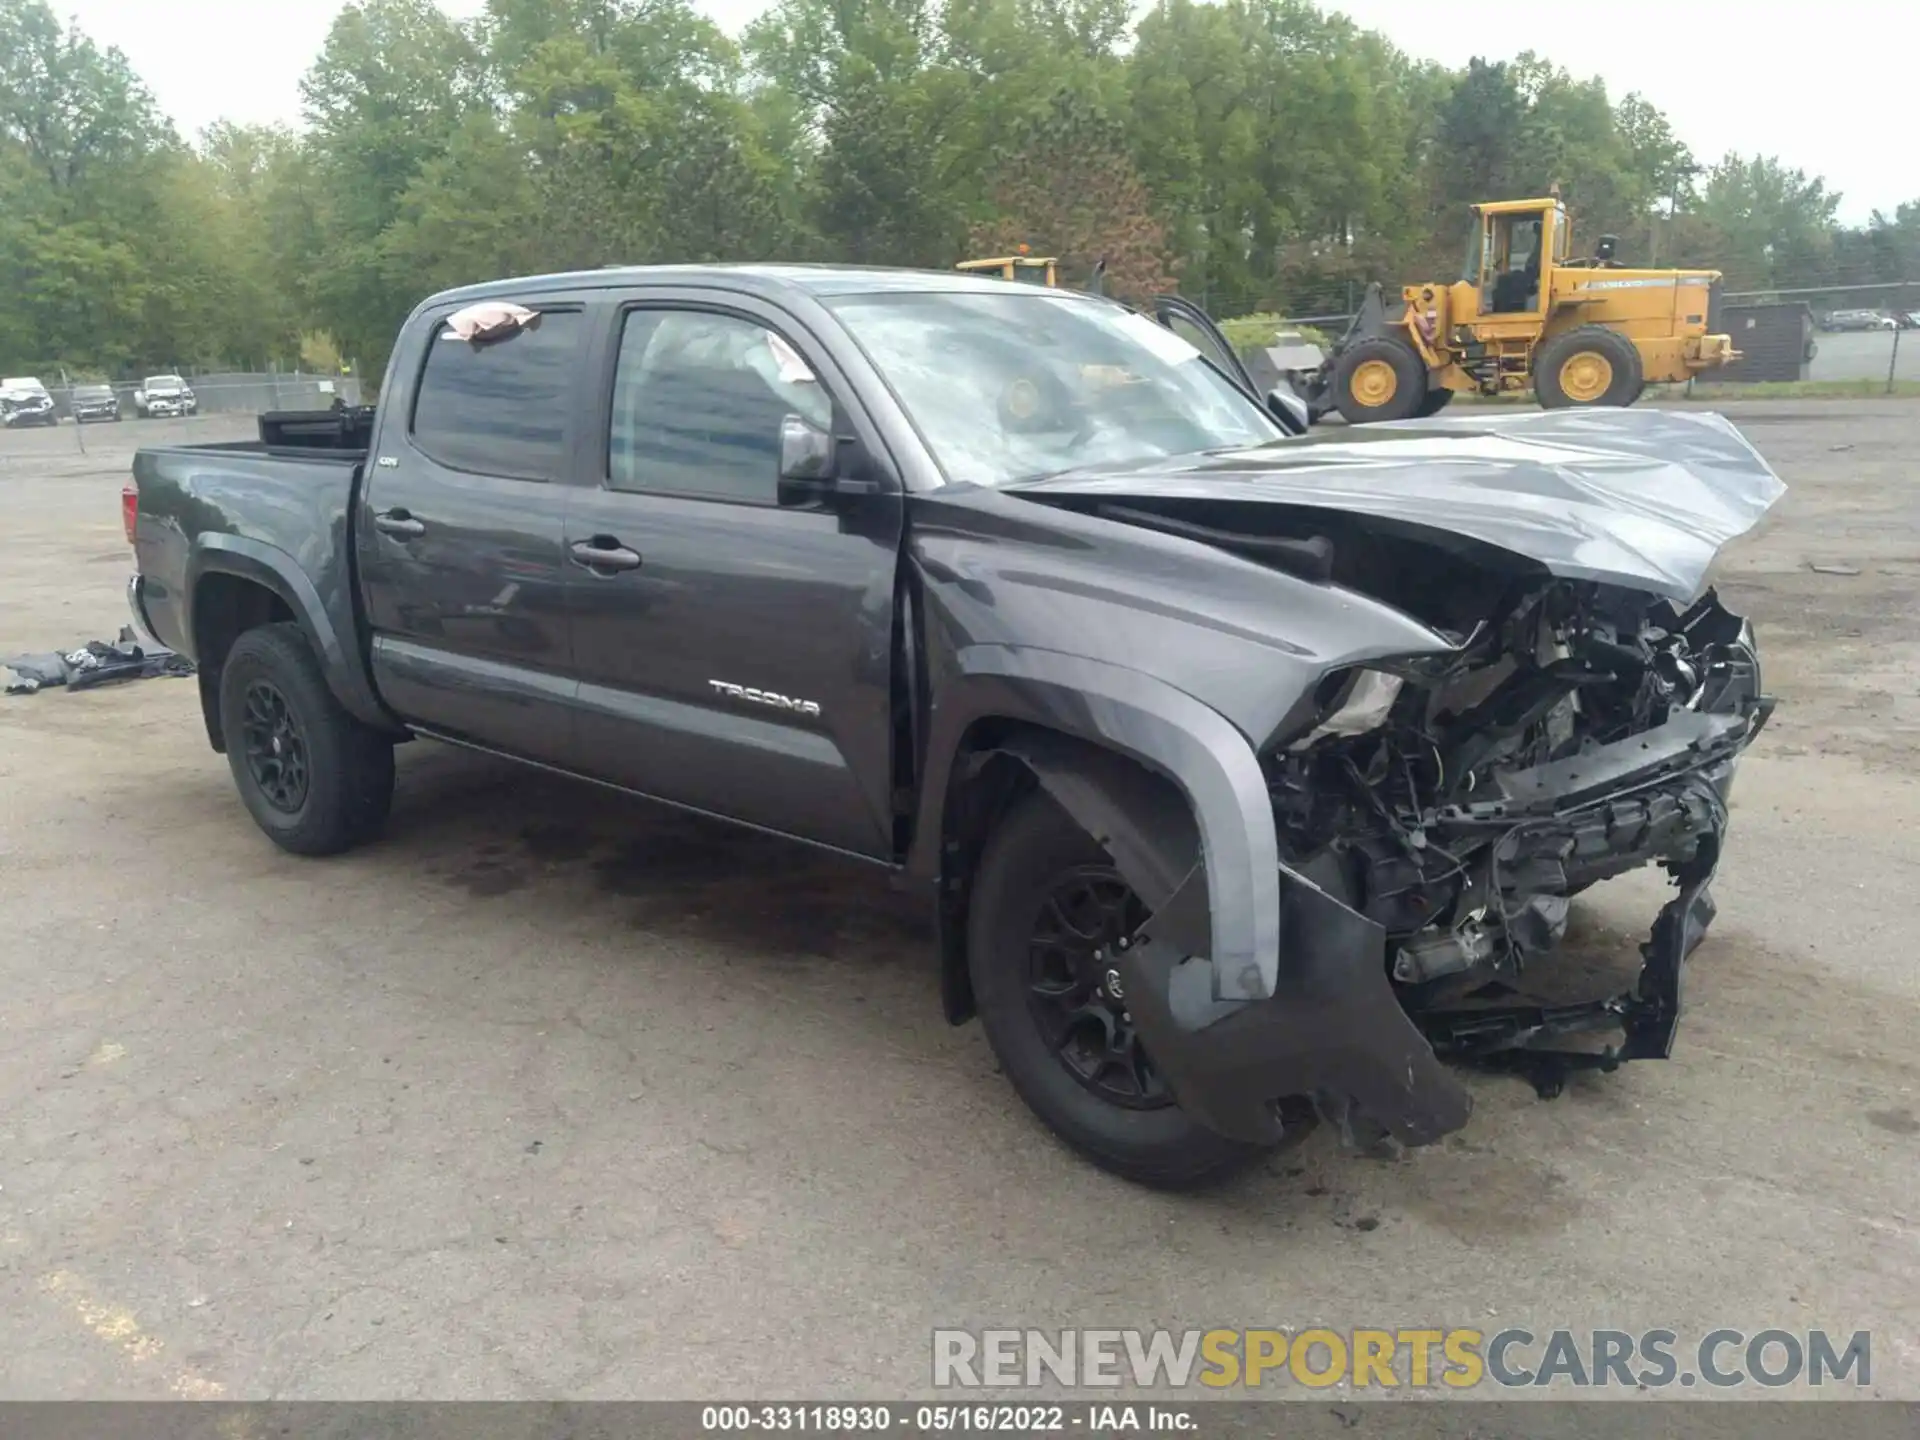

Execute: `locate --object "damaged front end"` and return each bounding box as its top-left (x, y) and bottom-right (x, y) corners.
top-left (1268, 583), bottom-right (1770, 1103)
top-left (1038, 581), bottom-right (1772, 1150)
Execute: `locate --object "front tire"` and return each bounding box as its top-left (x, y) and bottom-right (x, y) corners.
top-left (218, 623), bottom-right (394, 856)
top-left (1331, 334), bottom-right (1428, 424)
top-left (968, 792), bottom-right (1269, 1188)
top-left (1534, 326), bottom-right (1644, 408)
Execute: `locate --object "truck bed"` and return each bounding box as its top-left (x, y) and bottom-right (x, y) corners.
top-left (128, 427), bottom-right (368, 686)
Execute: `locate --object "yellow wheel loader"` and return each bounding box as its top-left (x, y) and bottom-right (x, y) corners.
top-left (956, 247), bottom-right (1059, 287)
top-left (1301, 197), bottom-right (1739, 424)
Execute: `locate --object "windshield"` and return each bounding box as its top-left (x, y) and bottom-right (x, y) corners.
top-left (3, 377), bottom-right (47, 392)
top-left (145, 376), bottom-right (185, 389)
top-left (1460, 223), bottom-right (1484, 285)
top-left (826, 291), bottom-right (1279, 486)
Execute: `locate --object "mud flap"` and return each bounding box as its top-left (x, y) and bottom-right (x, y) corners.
top-left (1115, 867), bottom-right (1474, 1147)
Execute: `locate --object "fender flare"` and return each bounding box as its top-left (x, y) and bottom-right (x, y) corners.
top-left (186, 536), bottom-right (388, 728)
top-left (909, 646), bottom-right (1281, 1002)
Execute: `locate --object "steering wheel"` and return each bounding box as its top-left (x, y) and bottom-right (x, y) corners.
top-left (996, 369), bottom-right (1091, 445)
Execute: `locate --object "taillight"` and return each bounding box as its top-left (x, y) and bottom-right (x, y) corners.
top-left (122, 485), bottom-right (138, 545)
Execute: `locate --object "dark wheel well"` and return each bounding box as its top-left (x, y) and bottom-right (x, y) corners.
top-left (192, 572), bottom-right (295, 753)
top-left (933, 720), bottom-right (1189, 1026)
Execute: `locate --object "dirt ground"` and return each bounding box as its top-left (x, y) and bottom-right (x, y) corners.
top-left (1, 404), bottom-right (1917, 1400)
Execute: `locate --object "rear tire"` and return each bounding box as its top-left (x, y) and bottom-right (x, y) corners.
top-left (968, 791), bottom-right (1269, 1188)
top-left (218, 623), bottom-right (394, 856)
top-left (1534, 326), bottom-right (1643, 408)
top-left (1413, 388), bottom-right (1455, 418)
top-left (1331, 334), bottom-right (1428, 424)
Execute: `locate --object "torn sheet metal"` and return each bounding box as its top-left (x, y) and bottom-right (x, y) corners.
top-left (1117, 866), bottom-right (1475, 1146)
top-left (1007, 407), bottom-right (1786, 603)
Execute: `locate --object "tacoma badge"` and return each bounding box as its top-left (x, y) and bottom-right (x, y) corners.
top-left (708, 679), bottom-right (822, 718)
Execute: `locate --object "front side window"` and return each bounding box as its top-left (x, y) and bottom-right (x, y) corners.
top-left (827, 290), bottom-right (1278, 488)
top-left (1461, 223), bottom-right (1485, 285)
top-left (410, 308), bottom-right (581, 480)
top-left (608, 309), bottom-right (832, 503)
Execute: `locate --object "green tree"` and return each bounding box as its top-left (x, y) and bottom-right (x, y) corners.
top-left (5, 0), bottom-right (1903, 374)
top-left (0, 0), bottom-right (169, 190)
top-left (299, 0), bottom-right (490, 372)
top-left (969, 86), bottom-right (1174, 298)
top-left (1682, 153), bottom-right (1841, 290)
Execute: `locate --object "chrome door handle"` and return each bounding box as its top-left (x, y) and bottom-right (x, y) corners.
top-left (569, 538), bottom-right (643, 572)
top-left (374, 510), bottom-right (426, 539)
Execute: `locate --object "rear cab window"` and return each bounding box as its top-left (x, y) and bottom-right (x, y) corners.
top-left (409, 306), bottom-right (584, 480)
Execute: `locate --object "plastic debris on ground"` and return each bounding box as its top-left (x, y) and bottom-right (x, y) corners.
top-left (3, 626), bottom-right (195, 695)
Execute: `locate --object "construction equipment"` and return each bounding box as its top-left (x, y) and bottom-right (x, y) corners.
top-left (957, 245), bottom-right (1058, 287)
top-left (1299, 197), bottom-right (1738, 424)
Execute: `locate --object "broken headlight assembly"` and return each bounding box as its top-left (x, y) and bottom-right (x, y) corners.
top-left (1287, 667), bottom-right (1405, 748)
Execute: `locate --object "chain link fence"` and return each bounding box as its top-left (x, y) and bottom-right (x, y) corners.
top-left (10, 369), bottom-right (365, 424)
top-left (1714, 281), bottom-right (1918, 390)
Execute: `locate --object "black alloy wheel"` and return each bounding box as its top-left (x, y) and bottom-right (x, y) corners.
top-left (968, 790), bottom-right (1276, 1187)
top-left (1025, 864), bottom-right (1170, 1109)
top-left (240, 678), bottom-right (310, 813)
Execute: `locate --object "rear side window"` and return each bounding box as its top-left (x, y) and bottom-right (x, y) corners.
top-left (410, 308), bottom-right (581, 480)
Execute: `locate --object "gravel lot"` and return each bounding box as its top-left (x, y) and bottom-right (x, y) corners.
top-left (1, 405), bottom-right (1917, 1400)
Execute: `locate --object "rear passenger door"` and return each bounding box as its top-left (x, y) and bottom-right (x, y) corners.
top-left (563, 297), bottom-right (904, 858)
top-left (358, 298), bottom-right (588, 767)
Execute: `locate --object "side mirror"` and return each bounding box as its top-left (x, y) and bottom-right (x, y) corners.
top-left (779, 412), bottom-right (883, 505)
top-left (779, 413), bottom-right (837, 483)
top-left (1265, 386), bottom-right (1310, 436)
top-left (778, 411), bottom-right (889, 505)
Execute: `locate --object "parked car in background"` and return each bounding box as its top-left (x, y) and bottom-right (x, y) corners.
top-left (135, 375), bottom-right (198, 418)
top-left (1, 376), bottom-right (58, 427)
top-left (1823, 309), bottom-right (1898, 332)
top-left (70, 383), bottom-right (122, 423)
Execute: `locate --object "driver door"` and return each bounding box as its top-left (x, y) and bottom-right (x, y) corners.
top-left (1483, 213), bottom-right (1547, 318)
top-left (561, 297), bottom-right (905, 859)
top-left (1151, 295), bottom-right (1307, 432)
top-left (1151, 296), bottom-right (1262, 401)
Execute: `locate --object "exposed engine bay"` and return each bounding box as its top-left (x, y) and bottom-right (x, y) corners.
top-left (991, 407), bottom-right (1787, 1146)
top-left (1265, 577), bottom-right (1770, 1086)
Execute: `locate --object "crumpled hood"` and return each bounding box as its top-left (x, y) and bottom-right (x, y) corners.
top-left (1006, 408), bottom-right (1786, 603)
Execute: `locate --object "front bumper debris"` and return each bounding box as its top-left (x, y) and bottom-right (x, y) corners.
top-left (1115, 866), bottom-right (1475, 1146)
top-left (1110, 697), bottom-right (1771, 1148)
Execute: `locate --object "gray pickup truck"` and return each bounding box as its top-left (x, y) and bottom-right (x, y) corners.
top-left (125, 264), bottom-right (1782, 1186)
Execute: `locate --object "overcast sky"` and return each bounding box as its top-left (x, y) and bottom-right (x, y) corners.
top-left (55, 0), bottom-right (1913, 224)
